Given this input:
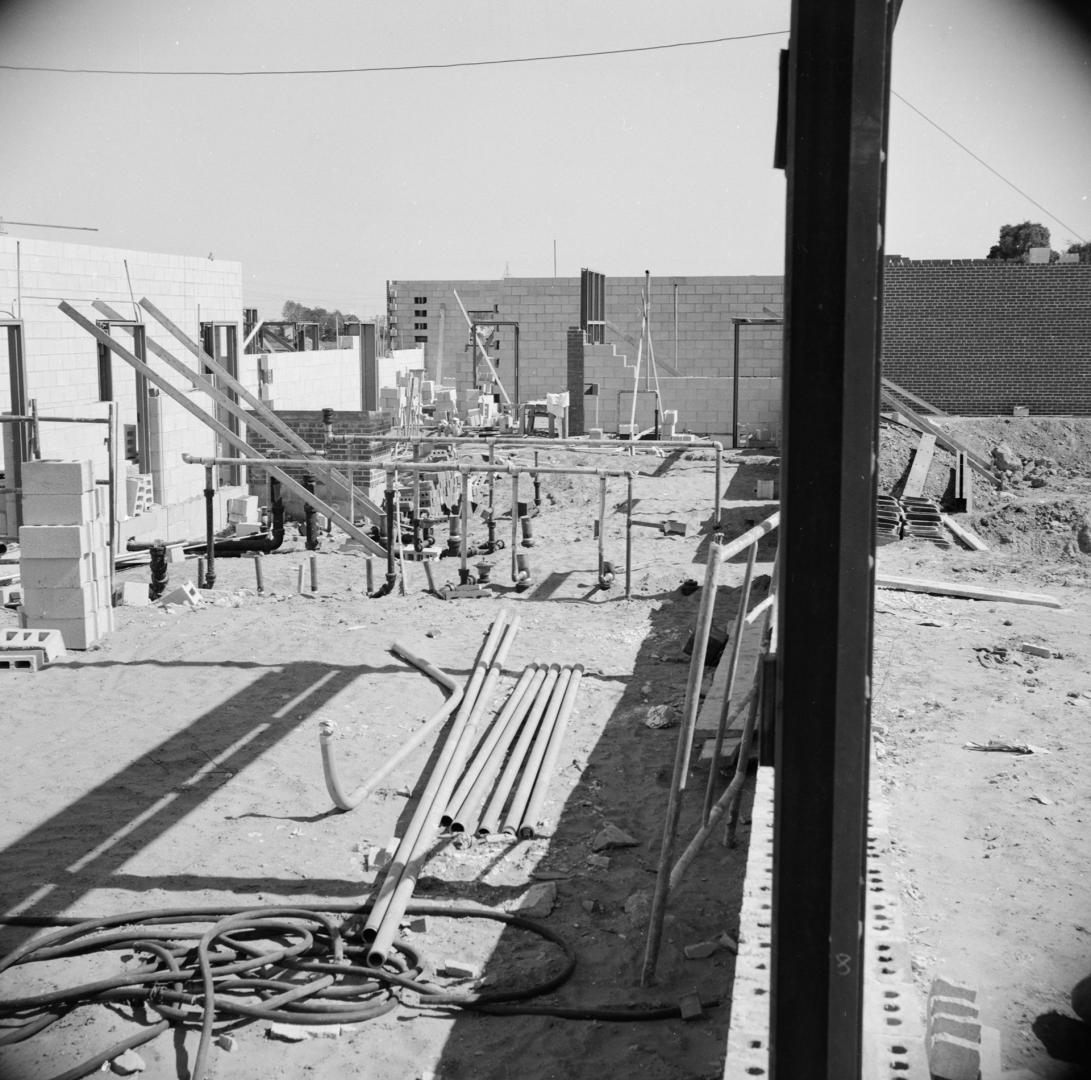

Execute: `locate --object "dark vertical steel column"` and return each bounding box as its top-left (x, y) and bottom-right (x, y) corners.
top-left (5, 324), bottom-right (30, 527)
top-left (361, 323), bottom-right (378, 412)
top-left (772, 1), bottom-right (894, 1078)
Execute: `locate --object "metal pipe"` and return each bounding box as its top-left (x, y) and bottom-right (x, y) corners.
top-left (309, 554), bottom-right (319, 593)
top-left (443, 664), bottom-right (541, 830)
top-left (510, 474), bottom-right (521, 583)
top-left (597, 474), bottom-right (607, 583)
top-left (502, 666), bottom-right (573, 836)
top-left (478, 664), bottom-right (561, 837)
top-left (319, 643), bottom-right (463, 812)
top-left (383, 475), bottom-right (397, 592)
top-left (459, 471), bottom-right (470, 584)
top-left (303, 473), bottom-right (319, 551)
top-left (203, 466), bottom-right (216, 589)
top-left (640, 536), bottom-right (727, 986)
top-left (701, 544), bottom-right (757, 825)
top-left (518, 665), bottom-right (584, 839)
top-left (364, 613), bottom-right (520, 966)
top-left (625, 473), bottom-right (633, 599)
top-left (252, 553), bottom-right (265, 593)
top-left (361, 611), bottom-right (509, 946)
top-left (533, 450), bottom-right (541, 507)
top-left (183, 454), bottom-right (633, 480)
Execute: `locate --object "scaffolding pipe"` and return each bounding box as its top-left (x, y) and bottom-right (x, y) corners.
top-left (625, 473), bottom-right (633, 599)
top-left (478, 664), bottom-right (561, 837)
top-left (460, 471), bottom-right (470, 584)
top-left (701, 544), bottom-right (758, 826)
top-left (510, 474), bottom-right (521, 583)
top-left (181, 454), bottom-right (631, 480)
top-left (502, 666), bottom-right (572, 836)
top-left (319, 643), bottom-right (463, 812)
top-left (203, 466), bottom-right (216, 589)
top-left (443, 664), bottom-right (541, 831)
top-left (597, 474), bottom-right (608, 584)
top-left (364, 614), bottom-right (520, 966)
top-left (518, 665), bottom-right (584, 839)
top-left (640, 536), bottom-right (726, 986)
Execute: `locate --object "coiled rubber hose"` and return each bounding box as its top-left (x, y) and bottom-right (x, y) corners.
top-left (0, 900), bottom-right (719, 1080)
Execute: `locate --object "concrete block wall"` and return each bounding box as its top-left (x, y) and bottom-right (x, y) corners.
top-left (387, 275), bottom-right (784, 414)
top-left (573, 339), bottom-right (782, 441)
top-left (883, 259), bottom-right (1091, 415)
top-left (0, 236), bottom-right (242, 507)
top-left (255, 346), bottom-right (362, 412)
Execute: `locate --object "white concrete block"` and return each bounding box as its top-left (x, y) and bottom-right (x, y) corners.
top-left (21, 459), bottom-right (94, 495)
top-left (19, 556), bottom-right (94, 589)
top-left (23, 612), bottom-right (100, 650)
top-left (21, 583), bottom-right (99, 619)
top-left (21, 491), bottom-right (97, 526)
top-left (19, 523), bottom-right (102, 559)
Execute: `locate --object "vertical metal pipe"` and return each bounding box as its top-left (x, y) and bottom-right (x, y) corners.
top-left (253, 553), bottom-right (265, 593)
top-left (732, 323), bottom-right (741, 451)
top-left (203, 465), bottom-right (216, 589)
top-left (303, 473), bottom-right (319, 551)
top-left (714, 444), bottom-right (723, 529)
top-left (626, 473), bottom-right (633, 599)
top-left (309, 554), bottom-right (319, 593)
top-left (510, 472), bottom-right (520, 582)
top-left (533, 451), bottom-right (541, 507)
top-left (106, 401), bottom-right (117, 579)
top-left (488, 444), bottom-right (495, 511)
top-left (479, 663), bottom-right (560, 836)
top-left (365, 557), bottom-right (374, 594)
top-left (641, 537), bottom-right (726, 986)
top-left (460, 468), bottom-right (470, 584)
top-left (518, 665), bottom-right (583, 838)
top-left (701, 543), bottom-right (757, 825)
top-left (597, 474), bottom-right (607, 582)
top-left (296, 564), bottom-right (305, 594)
top-left (384, 472), bottom-right (397, 591)
top-left (347, 467), bottom-right (355, 524)
top-left (502, 667), bottom-right (572, 836)
top-left (196, 557), bottom-right (205, 590)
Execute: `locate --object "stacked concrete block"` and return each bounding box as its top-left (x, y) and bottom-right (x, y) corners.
top-left (926, 978), bottom-right (981, 1080)
top-left (19, 460), bottom-right (114, 650)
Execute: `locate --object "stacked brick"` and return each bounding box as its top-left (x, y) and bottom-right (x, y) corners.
top-left (18, 460), bottom-right (114, 650)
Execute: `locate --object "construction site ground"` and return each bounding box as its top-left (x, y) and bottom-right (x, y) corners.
top-left (1, 420), bottom-right (1089, 1080)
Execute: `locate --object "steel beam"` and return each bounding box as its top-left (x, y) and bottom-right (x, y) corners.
top-left (771, 1), bottom-right (894, 1078)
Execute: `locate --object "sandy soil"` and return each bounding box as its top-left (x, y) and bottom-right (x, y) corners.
top-left (0, 425), bottom-right (1088, 1079)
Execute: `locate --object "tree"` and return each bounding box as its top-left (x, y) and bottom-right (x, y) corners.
top-left (281, 301), bottom-right (360, 342)
top-left (987, 221), bottom-right (1055, 262)
top-left (1067, 241), bottom-right (1091, 264)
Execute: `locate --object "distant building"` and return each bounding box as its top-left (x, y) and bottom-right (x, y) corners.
top-left (387, 274), bottom-right (784, 441)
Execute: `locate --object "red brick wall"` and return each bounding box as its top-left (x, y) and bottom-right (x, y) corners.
top-left (882, 259), bottom-right (1091, 415)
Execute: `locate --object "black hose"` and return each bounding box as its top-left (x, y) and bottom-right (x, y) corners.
top-left (0, 900), bottom-right (716, 1080)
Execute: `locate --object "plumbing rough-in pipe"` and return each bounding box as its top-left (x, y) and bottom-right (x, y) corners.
top-left (442, 664), bottom-right (541, 831)
top-left (478, 664), bottom-right (561, 837)
top-left (319, 643), bottom-right (463, 812)
top-left (363, 612), bottom-right (520, 966)
top-left (518, 665), bottom-right (583, 839)
top-left (502, 667), bottom-right (573, 836)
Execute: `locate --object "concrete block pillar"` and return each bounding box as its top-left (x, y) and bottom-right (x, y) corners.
top-left (566, 327), bottom-right (586, 436)
top-left (361, 323), bottom-right (378, 412)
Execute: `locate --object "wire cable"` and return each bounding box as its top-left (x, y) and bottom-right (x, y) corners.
top-left (893, 90), bottom-right (1087, 243)
top-left (0, 31), bottom-right (789, 77)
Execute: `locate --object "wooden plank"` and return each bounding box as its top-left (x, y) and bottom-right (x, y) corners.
top-left (875, 573), bottom-right (1061, 608)
top-left (940, 514), bottom-right (989, 552)
top-left (138, 298), bottom-right (384, 523)
top-left (901, 433), bottom-right (936, 498)
top-left (879, 390), bottom-right (999, 486)
top-left (59, 302), bottom-right (388, 558)
top-left (880, 377), bottom-right (949, 417)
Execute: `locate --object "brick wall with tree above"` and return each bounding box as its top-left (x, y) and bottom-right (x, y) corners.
top-left (882, 260), bottom-right (1091, 415)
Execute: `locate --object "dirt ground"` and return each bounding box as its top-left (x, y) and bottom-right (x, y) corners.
top-left (0, 423), bottom-right (1089, 1079)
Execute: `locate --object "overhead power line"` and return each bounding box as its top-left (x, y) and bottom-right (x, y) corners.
top-left (893, 91), bottom-right (1087, 244)
top-left (0, 31), bottom-right (789, 77)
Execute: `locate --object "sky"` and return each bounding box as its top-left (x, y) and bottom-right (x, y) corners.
top-left (1, 0), bottom-right (1088, 321)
